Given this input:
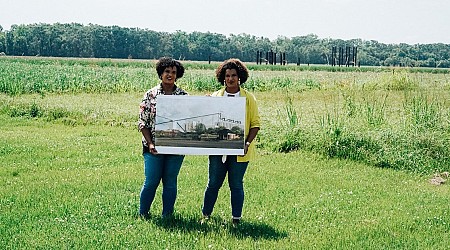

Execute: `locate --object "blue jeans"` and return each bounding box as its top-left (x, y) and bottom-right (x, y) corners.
top-left (202, 155), bottom-right (249, 219)
top-left (139, 153), bottom-right (184, 217)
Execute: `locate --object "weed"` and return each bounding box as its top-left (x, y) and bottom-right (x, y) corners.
top-left (341, 90), bottom-right (357, 117)
top-left (403, 92), bottom-right (442, 129)
top-left (387, 70), bottom-right (419, 91)
top-left (362, 92), bottom-right (388, 126)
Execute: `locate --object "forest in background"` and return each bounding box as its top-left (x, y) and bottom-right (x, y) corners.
top-left (0, 23), bottom-right (449, 68)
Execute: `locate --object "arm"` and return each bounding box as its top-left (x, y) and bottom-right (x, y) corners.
top-left (244, 127), bottom-right (260, 155)
top-left (139, 90), bottom-right (158, 154)
top-left (243, 91), bottom-right (261, 155)
top-left (141, 127), bottom-right (158, 154)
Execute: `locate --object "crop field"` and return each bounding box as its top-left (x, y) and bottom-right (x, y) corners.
top-left (1, 57), bottom-right (450, 249)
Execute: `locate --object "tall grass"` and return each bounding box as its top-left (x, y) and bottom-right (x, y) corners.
top-left (0, 60), bottom-right (153, 95)
top-left (1, 56), bottom-right (450, 174)
top-left (362, 92), bottom-right (388, 126)
top-left (2, 57), bottom-right (450, 96)
top-left (258, 87), bottom-right (450, 174)
top-left (403, 91), bottom-right (443, 129)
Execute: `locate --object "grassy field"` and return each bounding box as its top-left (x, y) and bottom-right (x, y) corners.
top-left (1, 57), bottom-right (450, 249)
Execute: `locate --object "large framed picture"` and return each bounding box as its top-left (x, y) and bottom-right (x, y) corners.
top-left (155, 95), bottom-right (246, 155)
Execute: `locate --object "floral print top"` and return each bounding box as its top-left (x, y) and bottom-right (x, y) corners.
top-left (138, 83), bottom-right (188, 147)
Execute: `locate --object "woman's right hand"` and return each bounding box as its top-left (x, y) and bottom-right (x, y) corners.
top-left (149, 143), bottom-right (158, 155)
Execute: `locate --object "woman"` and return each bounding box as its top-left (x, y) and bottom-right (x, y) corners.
top-left (201, 58), bottom-right (260, 226)
top-left (138, 57), bottom-right (188, 219)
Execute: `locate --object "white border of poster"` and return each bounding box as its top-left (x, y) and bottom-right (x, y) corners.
top-left (155, 95), bottom-right (246, 155)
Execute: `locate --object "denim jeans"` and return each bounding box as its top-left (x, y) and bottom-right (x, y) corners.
top-left (202, 155), bottom-right (249, 219)
top-left (139, 153), bottom-right (184, 217)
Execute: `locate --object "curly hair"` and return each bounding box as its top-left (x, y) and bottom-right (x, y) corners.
top-left (215, 58), bottom-right (249, 85)
top-left (156, 57), bottom-right (185, 79)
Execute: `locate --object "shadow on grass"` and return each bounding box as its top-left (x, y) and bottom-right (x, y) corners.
top-left (145, 213), bottom-right (288, 240)
top-left (226, 220), bottom-right (289, 240)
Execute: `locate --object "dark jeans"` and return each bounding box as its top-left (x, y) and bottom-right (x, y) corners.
top-left (202, 155), bottom-right (249, 219)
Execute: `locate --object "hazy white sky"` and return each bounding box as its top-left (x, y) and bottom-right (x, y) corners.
top-left (1, 0), bottom-right (449, 44)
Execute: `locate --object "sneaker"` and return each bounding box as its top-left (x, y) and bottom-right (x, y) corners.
top-left (161, 212), bottom-right (174, 219)
top-left (200, 215), bottom-right (210, 225)
top-left (139, 213), bottom-right (150, 220)
top-left (232, 218), bottom-right (240, 227)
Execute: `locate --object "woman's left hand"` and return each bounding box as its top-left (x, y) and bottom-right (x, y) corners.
top-left (243, 142), bottom-right (249, 155)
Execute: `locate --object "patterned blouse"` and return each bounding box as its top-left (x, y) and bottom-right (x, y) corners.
top-left (138, 83), bottom-right (188, 147)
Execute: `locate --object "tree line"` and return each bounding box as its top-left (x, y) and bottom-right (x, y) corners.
top-left (0, 23), bottom-right (449, 68)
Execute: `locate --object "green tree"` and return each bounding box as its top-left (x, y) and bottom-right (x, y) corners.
top-left (90, 24), bottom-right (115, 58)
top-left (111, 25), bottom-right (130, 58)
top-left (8, 25), bottom-right (30, 56)
top-left (0, 25), bottom-right (5, 53)
top-left (172, 30), bottom-right (190, 60)
top-left (195, 123), bottom-right (207, 134)
top-left (159, 32), bottom-right (174, 57)
top-left (230, 126), bottom-right (243, 136)
top-left (2, 23), bottom-right (450, 67)
top-left (189, 31), bottom-right (226, 61)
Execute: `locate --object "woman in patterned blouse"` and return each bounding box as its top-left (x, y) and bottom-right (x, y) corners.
top-left (138, 57), bottom-right (188, 219)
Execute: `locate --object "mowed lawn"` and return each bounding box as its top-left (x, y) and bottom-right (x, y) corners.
top-left (1, 94), bottom-right (449, 249)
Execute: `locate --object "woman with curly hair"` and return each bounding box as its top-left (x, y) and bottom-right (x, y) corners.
top-left (201, 58), bottom-right (261, 226)
top-left (138, 57), bottom-right (188, 219)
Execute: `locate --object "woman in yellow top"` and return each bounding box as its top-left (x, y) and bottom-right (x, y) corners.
top-left (201, 58), bottom-right (260, 226)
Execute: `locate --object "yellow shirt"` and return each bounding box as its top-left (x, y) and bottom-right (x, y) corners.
top-left (212, 88), bottom-right (261, 162)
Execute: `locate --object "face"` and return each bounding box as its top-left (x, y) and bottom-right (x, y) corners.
top-left (224, 68), bottom-right (239, 92)
top-left (161, 66), bottom-right (177, 85)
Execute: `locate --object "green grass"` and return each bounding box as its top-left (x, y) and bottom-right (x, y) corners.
top-left (0, 116), bottom-right (450, 249)
top-left (2, 57), bottom-right (450, 96)
top-left (1, 89), bottom-right (450, 249)
top-left (1, 114), bottom-right (449, 249)
top-left (1, 57), bottom-right (450, 248)
top-left (1, 56), bottom-right (449, 174)
top-left (256, 88), bottom-right (450, 173)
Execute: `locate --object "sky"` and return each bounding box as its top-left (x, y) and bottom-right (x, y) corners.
top-left (1, 0), bottom-right (450, 45)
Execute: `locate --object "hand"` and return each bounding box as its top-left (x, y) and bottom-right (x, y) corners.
top-left (243, 142), bottom-right (250, 155)
top-left (149, 143), bottom-right (158, 155)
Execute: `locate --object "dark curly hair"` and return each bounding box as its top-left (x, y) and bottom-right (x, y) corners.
top-left (156, 57), bottom-right (185, 79)
top-left (215, 58), bottom-right (249, 85)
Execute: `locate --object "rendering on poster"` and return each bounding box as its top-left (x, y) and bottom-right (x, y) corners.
top-left (155, 95), bottom-right (246, 155)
